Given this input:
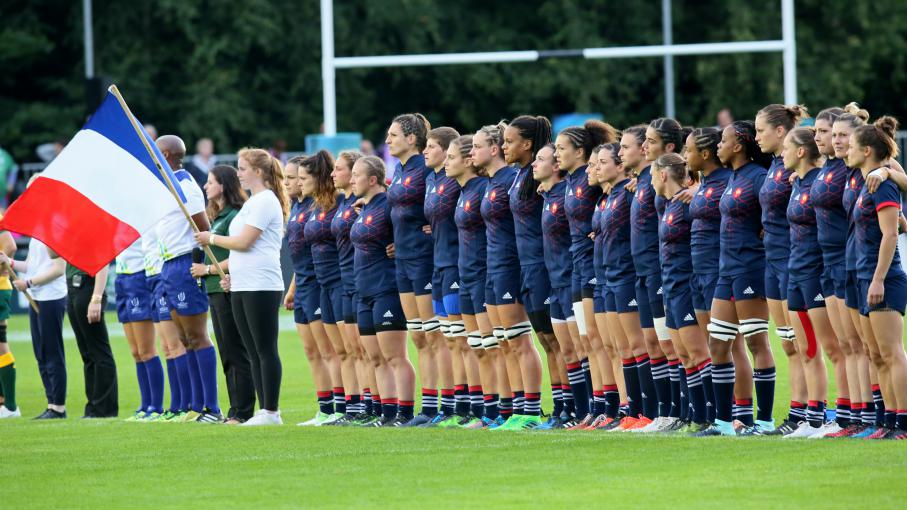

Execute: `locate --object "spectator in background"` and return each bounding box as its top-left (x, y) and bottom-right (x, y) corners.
top-left (0, 146), bottom-right (17, 209)
top-left (191, 138), bottom-right (218, 175)
top-left (269, 139), bottom-right (288, 165)
top-left (144, 124), bottom-right (158, 141)
top-left (716, 108), bottom-right (734, 129)
top-left (360, 139), bottom-right (376, 156)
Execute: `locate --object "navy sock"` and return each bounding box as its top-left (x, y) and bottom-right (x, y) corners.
top-left (592, 391), bottom-right (605, 416)
top-left (789, 401), bottom-right (807, 423)
top-left (421, 388), bottom-right (438, 416)
top-left (567, 362), bottom-right (590, 417)
top-left (469, 386), bottom-right (484, 418)
top-left (363, 389), bottom-right (373, 415)
top-left (872, 385), bottom-right (885, 426)
top-left (195, 346), bottom-right (220, 414)
top-left (484, 393), bottom-right (500, 419)
top-left (317, 391), bottom-right (334, 414)
top-left (551, 385), bottom-right (564, 417)
top-left (136, 361), bottom-right (150, 413)
top-left (561, 385), bottom-right (575, 417)
top-left (603, 384), bottom-right (620, 418)
top-left (454, 384), bottom-right (469, 416)
top-left (836, 398), bottom-right (851, 427)
top-left (165, 358), bottom-right (181, 413)
top-left (581, 358), bottom-right (593, 399)
top-left (499, 396), bottom-right (513, 418)
top-left (668, 360), bottom-right (682, 419)
top-left (382, 398), bottom-right (398, 419)
top-left (513, 390), bottom-right (525, 415)
top-left (897, 410), bottom-right (907, 431)
top-left (440, 388), bottom-right (455, 416)
top-left (712, 362), bottom-right (735, 423)
top-left (371, 394), bottom-right (382, 417)
top-left (886, 409), bottom-right (897, 429)
top-left (685, 366), bottom-right (707, 424)
top-left (622, 358), bottom-right (643, 417)
top-left (399, 400), bottom-right (414, 420)
top-left (173, 354), bottom-right (192, 412)
top-left (524, 392), bottom-right (541, 416)
top-left (185, 350), bottom-right (204, 412)
top-left (753, 367), bottom-right (776, 422)
top-left (735, 399), bottom-right (754, 426)
top-left (636, 355), bottom-right (658, 419)
top-left (700, 360), bottom-right (715, 423)
top-left (650, 357), bottom-right (671, 418)
top-left (346, 394), bottom-right (362, 415)
top-left (333, 387), bottom-right (346, 415)
top-left (145, 356), bottom-right (165, 414)
top-left (807, 400), bottom-right (826, 428)
top-left (676, 362), bottom-right (689, 421)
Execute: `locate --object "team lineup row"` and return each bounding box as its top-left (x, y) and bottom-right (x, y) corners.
top-left (6, 103), bottom-right (905, 441)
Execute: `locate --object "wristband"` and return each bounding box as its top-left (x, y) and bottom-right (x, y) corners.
top-left (206, 265), bottom-right (211, 276)
top-left (209, 234), bottom-right (217, 246)
top-left (90, 295), bottom-right (103, 304)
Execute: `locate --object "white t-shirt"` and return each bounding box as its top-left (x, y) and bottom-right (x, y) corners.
top-left (142, 229), bottom-right (164, 277)
top-left (228, 189), bottom-right (285, 291)
top-left (24, 238), bottom-right (67, 301)
top-left (116, 238), bottom-right (145, 275)
top-left (156, 169), bottom-right (206, 261)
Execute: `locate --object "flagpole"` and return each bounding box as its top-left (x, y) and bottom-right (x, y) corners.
top-left (106, 85), bottom-right (228, 282)
top-left (3, 262), bottom-right (39, 313)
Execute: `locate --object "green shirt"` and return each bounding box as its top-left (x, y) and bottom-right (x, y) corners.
top-left (66, 263), bottom-right (86, 280)
top-left (204, 206), bottom-right (239, 294)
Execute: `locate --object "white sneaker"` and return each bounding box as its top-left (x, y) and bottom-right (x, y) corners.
top-left (783, 421), bottom-right (821, 438)
top-left (0, 405), bottom-right (21, 419)
top-left (317, 412), bottom-right (344, 426)
top-left (634, 416), bottom-right (666, 433)
top-left (241, 410), bottom-right (283, 426)
top-left (807, 421), bottom-right (842, 439)
top-left (655, 417), bottom-right (679, 431)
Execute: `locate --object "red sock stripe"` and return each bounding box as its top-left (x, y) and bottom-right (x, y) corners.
top-left (380, 398), bottom-right (398, 405)
top-left (603, 385), bottom-right (618, 391)
top-left (372, 394), bottom-right (381, 401)
top-left (593, 390), bottom-right (605, 397)
top-left (333, 387), bottom-right (344, 394)
top-left (345, 395), bottom-right (352, 402)
top-left (525, 393), bottom-right (540, 399)
top-left (790, 401), bottom-right (806, 409)
top-left (651, 357), bottom-right (667, 365)
top-left (735, 399), bottom-right (753, 406)
top-left (635, 354), bottom-right (650, 363)
top-left (317, 391), bottom-right (332, 398)
top-left (441, 388), bottom-right (455, 396)
top-left (685, 366), bottom-right (698, 376)
top-left (808, 400), bottom-right (821, 407)
top-left (852, 402), bottom-right (864, 410)
top-left (622, 358), bottom-right (636, 366)
top-left (560, 384), bottom-right (571, 391)
top-left (422, 388), bottom-right (439, 396)
top-left (455, 384), bottom-right (468, 391)
top-left (667, 359), bottom-right (681, 366)
top-left (363, 387), bottom-right (371, 393)
top-left (872, 384), bottom-right (881, 391)
top-left (483, 395), bottom-right (493, 401)
top-left (399, 401), bottom-right (414, 407)
top-left (836, 398), bottom-right (851, 406)
top-left (468, 385), bottom-right (483, 393)
top-left (567, 362), bottom-right (582, 370)
top-left (897, 410), bottom-right (907, 414)
top-left (697, 358), bottom-right (712, 370)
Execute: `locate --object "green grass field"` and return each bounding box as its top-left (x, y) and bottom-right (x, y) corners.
top-left (3, 311), bottom-right (907, 509)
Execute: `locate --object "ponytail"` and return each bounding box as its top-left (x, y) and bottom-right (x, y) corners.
top-left (393, 113), bottom-right (431, 152)
top-left (559, 120), bottom-right (618, 162)
top-left (757, 103), bottom-right (809, 132)
top-left (854, 116), bottom-right (899, 161)
top-left (238, 147), bottom-right (289, 220)
top-left (301, 150), bottom-right (338, 212)
top-left (731, 121), bottom-right (773, 169)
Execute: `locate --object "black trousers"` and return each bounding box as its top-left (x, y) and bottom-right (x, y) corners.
top-left (209, 292), bottom-right (255, 420)
top-left (231, 291), bottom-right (282, 412)
top-left (30, 297), bottom-right (67, 406)
top-left (67, 278), bottom-right (118, 417)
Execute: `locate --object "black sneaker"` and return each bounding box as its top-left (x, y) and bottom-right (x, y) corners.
top-left (401, 413), bottom-right (433, 427)
top-left (34, 409), bottom-right (66, 420)
top-left (372, 415), bottom-right (396, 427)
top-left (389, 414), bottom-right (411, 427)
top-left (196, 409), bottom-right (225, 423)
top-left (765, 419), bottom-right (800, 436)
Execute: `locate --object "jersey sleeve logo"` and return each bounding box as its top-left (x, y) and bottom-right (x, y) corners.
top-left (404, 176), bottom-right (412, 186)
top-left (438, 184), bottom-right (445, 194)
top-left (297, 213), bottom-right (306, 223)
top-left (464, 200), bottom-right (471, 211)
top-left (365, 215), bottom-right (374, 225)
top-left (318, 212), bottom-right (326, 220)
top-left (850, 177), bottom-right (858, 189)
top-left (343, 210), bottom-right (351, 219)
top-left (799, 193), bottom-right (808, 205)
top-left (490, 190), bottom-right (497, 201)
top-left (733, 187), bottom-right (742, 198)
top-left (665, 213), bottom-right (674, 224)
top-left (551, 203), bottom-right (558, 214)
top-left (824, 171), bottom-right (834, 183)
top-left (576, 186), bottom-right (583, 198)
top-left (705, 187), bottom-right (714, 198)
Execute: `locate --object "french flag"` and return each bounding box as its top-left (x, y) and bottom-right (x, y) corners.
top-left (0, 90), bottom-right (185, 276)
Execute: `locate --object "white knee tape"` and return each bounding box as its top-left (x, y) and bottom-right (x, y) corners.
top-left (653, 316), bottom-right (670, 341)
top-left (775, 326), bottom-right (794, 342)
top-left (739, 318), bottom-right (768, 338)
top-left (505, 321), bottom-right (533, 340)
top-left (572, 302), bottom-right (587, 336)
top-left (422, 317), bottom-right (441, 333)
top-left (493, 327), bottom-right (506, 341)
top-left (439, 320), bottom-right (451, 337)
top-left (448, 320), bottom-right (466, 337)
top-left (482, 335), bottom-right (500, 350)
top-left (406, 320), bottom-right (423, 332)
top-left (467, 332), bottom-right (483, 350)
top-left (707, 318), bottom-right (738, 342)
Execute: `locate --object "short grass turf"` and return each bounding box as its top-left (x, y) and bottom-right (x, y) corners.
top-left (3, 311), bottom-right (907, 509)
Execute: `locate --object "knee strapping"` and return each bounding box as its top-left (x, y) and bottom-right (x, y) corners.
top-left (653, 316), bottom-right (670, 341)
top-left (422, 317), bottom-right (441, 333)
top-left (467, 332), bottom-right (484, 350)
top-left (406, 320), bottom-right (423, 332)
top-left (739, 318), bottom-right (769, 338)
top-left (505, 321), bottom-right (533, 340)
top-left (572, 302), bottom-right (587, 336)
top-left (482, 335), bottom-right (500, 350)
top-left (493, 327), bottom-right (506, 341)
top-left (707, 318), bottom-right (739, 342)
top-left (439, 319), bottom-right (451, 337)
top-left (775, 326), bottom-right (795, 342)
top-left (448, 320), bottom-right (466, 337)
